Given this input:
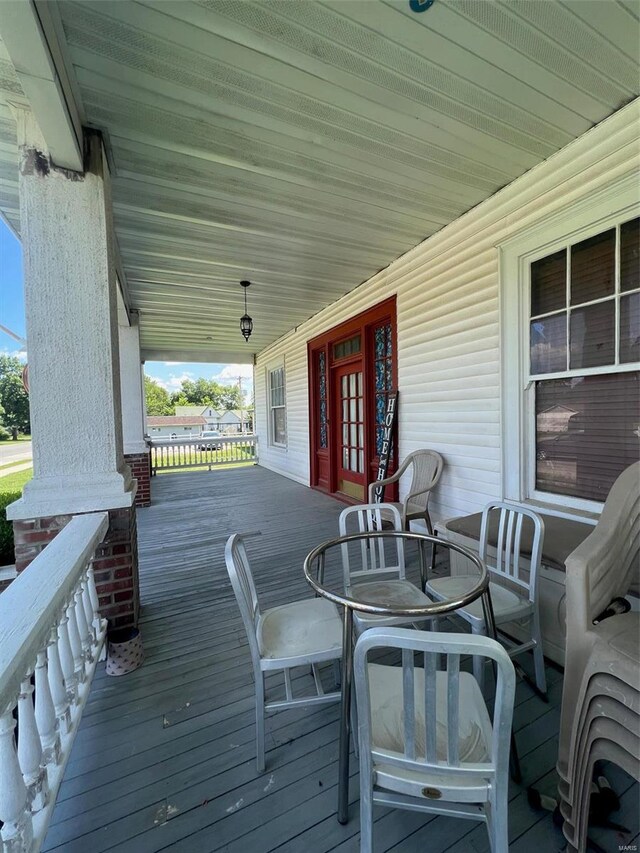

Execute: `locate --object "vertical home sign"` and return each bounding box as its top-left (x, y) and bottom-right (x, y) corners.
top-left (373, 391), bottom-right (398, 503)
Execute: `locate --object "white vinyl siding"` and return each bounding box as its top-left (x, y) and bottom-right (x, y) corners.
top-left (255, 102), bottom-right (640, 522)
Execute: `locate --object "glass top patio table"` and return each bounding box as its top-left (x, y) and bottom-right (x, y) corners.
top-left (303, 530), bottom-right (496, 825)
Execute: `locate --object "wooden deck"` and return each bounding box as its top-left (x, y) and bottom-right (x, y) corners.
top-left (43, 467), bottom-right (638, 852)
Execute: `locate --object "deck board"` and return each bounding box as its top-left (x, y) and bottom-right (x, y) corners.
top-left (43, 467), bottom-right (637, 852)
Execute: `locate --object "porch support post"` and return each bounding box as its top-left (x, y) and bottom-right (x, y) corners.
top-left (119, 310), bottom-right (151, 507)
top-left (7, 109), bottom-right (140, 629)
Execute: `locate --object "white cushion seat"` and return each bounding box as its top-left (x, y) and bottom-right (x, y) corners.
top-left (258, 598), bottom-right (342, 665)
top-left (368, 662), bottom-right (491, 765)
top-left (426, 574), bottom-right (532, 624)
top-left (351, 579), bottom-right (436, 629)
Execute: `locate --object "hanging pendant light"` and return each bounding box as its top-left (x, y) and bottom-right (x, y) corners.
top-left (239, 280), bottom-right (253, 342)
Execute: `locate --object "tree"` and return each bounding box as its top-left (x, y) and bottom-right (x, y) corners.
top-left (170, 377), bottom-right (236, 409)
top-left (218, 385), bottom-right (243, 411)
top-left (144, 375), bottom-right (174, 415)
top-left (166, 376), bottom-right (247, 411)
top-left (0, 355), bottom-right (30, 434)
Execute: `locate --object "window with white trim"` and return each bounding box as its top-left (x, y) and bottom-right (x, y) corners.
top-left (528, 218), bottom-right (638, 503)
top-left (501, 181), bottom-right (639, 513)
top-left (268, 364), bottom-right (286, 447)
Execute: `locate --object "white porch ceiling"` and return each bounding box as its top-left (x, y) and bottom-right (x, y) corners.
top-left (0, 0), bottom-right (638, 362)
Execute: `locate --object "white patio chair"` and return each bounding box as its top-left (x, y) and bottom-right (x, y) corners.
top-left (354, 627), bottom-right (515, 853)
top-left (425, 501), bottom-right (546, 695)
top-left (339, 503), bottom-right (436, 635)
top-left (224, 533), bottom-right (342, 772)
top-left (368, 449), bottom-right (444, 533)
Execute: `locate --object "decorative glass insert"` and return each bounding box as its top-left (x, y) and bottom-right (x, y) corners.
top-left (318, 350), bottom-right (327, 448)
top-left (333, 334), bottom-right (361, 360)
top-left (374, 323), bottom-right (394, 455)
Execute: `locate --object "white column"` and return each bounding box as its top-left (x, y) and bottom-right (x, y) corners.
top-left (118, 310), bottom-right (147, 455)
top-left (7, 109), bottom-right (134, 521)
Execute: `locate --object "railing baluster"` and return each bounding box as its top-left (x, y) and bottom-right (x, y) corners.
top-left (66, 597), bottom-right (85, 685)
top-left (18, 676), bottom-right (48, 812)
top-left (82, 569), bottom-right (96, 646)
top-left (74, 580), bottom-right (91, 662)
top-left (1, 512), bottom-right (110, 853)
top-left (0, 708), bottom-right (34, 852)
top-left (35, 648), bottom-right (60, 766)
top-left (57, 610), bottom-right (78, 704)
top-left (86, 564), bottom-right (101, 642)
top-left (47, 629), bottom-right (71, 733)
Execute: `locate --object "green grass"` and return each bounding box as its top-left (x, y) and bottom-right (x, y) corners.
top-left (152, 442), bottom-right (256, 471)
top-left (0, 434), bottom-right (31, 445)
top-left (0, 460), bottom-right (31, 472)
top-left (0, 468), bottom-right (33, 491)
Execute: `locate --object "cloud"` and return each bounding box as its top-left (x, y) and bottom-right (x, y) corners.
top-left (148, 371), bottom-right (194, 391)
top-left (0, 349), bottom-right (27, 363)
top-left (215, 364), bottom-right (254, 385)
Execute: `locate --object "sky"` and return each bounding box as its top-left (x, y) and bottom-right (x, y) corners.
top-left (0, 217), bottom-right (253, 400)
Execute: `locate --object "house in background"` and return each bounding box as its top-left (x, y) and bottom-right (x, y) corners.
top-left (146, 415), bottom-right (207, 439)
top-left (174, 405), bottom-right (220, 429)
top-left (172, 405), bottom-right (251, 434)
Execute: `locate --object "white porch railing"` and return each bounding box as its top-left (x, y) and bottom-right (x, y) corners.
top-left (0, 512), bottom-right (109, 853)
top-left (149, 434), bottom-right (258, 474)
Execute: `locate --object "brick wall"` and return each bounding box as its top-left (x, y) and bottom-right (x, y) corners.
top-left (12, 505), bottom-right (140, 629)
top-left (125, 451), bottom-right (151, 507)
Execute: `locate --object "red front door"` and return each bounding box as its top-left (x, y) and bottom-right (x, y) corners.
top-left (334, 362), bottom-right (366, 501)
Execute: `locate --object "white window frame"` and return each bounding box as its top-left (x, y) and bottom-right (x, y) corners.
top-left (500, 172), bottom-right (639, 517)
top-left (267, 359), bottom-right (287, 448)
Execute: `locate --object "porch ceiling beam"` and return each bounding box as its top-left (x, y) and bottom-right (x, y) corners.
top-left (141, 349), bottom-right (254, 365)
top-left (0, 0), bottom-right (84, 171)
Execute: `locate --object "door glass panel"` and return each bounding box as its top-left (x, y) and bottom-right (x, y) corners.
top-left (359, 450), bottom-right (364, 473)
top-left (342, 376), bottom-right (347, 395)
top-left (350, 398), bottom-right (356, 421)
top-left (350, 448), bottom-right (358, 471)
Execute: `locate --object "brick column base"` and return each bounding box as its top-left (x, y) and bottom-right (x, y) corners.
top-left (124, 451), bottom-right (151, 507)
top-left (13, 505), bottom-right (140, 629)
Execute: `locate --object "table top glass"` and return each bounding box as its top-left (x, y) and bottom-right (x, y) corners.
top-left (303, 530), bottom-right (490, 618)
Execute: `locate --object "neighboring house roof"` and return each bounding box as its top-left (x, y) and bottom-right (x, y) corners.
top-left (174, 406), bottom-right (208, 416)
top-left (147, 416), bottom-right (208, 426)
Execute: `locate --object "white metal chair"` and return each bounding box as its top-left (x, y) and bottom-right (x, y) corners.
top-left (425, 501), bottom-right (547, 694)
top-left (339, 503), bottom-right (436, 635)
top-left (354, 627), bottom-right (515, 853)
top-left (224, 533), bottom-right (343, 771)
top-left (368, 449), bottom-right (444, 533)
